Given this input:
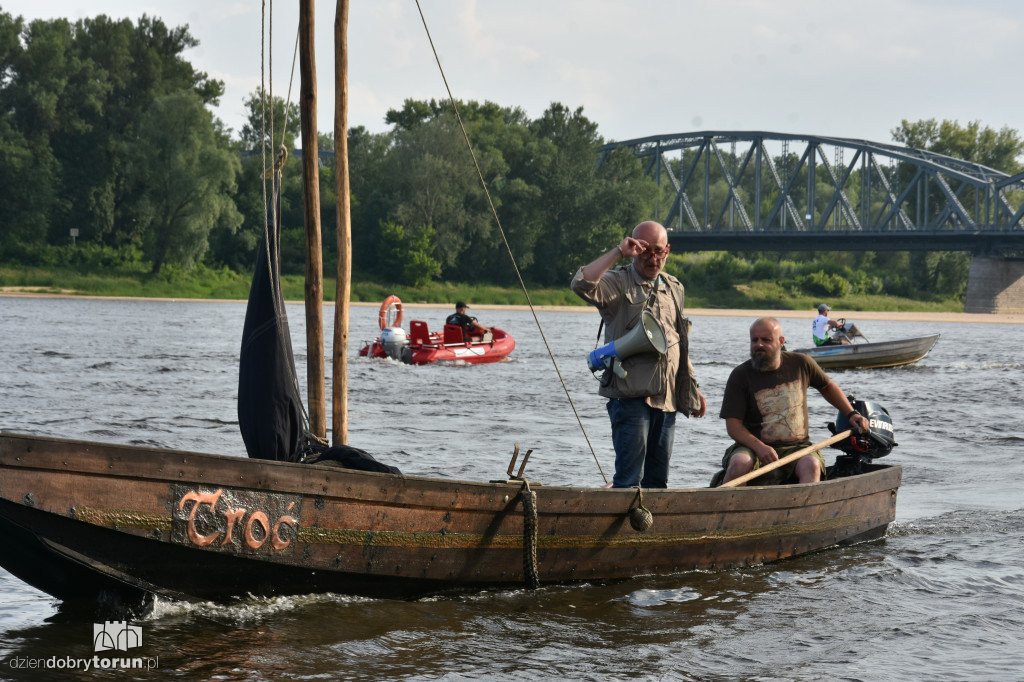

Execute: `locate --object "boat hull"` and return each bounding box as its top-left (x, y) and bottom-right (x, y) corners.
top-left (792, 333), bottom-right (939, 369)
top-left (0, 432), bottom-right (900, 605)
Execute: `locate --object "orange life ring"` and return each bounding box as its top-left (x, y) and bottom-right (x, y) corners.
top-left (378, 295), bottom-right (403, 330)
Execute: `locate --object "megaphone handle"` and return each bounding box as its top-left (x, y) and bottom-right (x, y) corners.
top-left (611, 358), bottom-right (627, 378)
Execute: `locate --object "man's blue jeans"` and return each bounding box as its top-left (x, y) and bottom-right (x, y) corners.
top-left (606, 397), bottom-right (677, 488)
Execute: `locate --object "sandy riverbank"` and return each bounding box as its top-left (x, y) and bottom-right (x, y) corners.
top-left (3, 287), bottom-right (1022, 324)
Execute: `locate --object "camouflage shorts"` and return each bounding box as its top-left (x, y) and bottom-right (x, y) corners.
top-left (721, 440), bottom-right (826, 485)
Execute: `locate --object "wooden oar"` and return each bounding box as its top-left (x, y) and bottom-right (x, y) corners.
top-left (720, 430), bottom-right (852, 488)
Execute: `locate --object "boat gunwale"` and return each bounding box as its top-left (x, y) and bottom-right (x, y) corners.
top-left (0, 431), bottom-right (902, 513)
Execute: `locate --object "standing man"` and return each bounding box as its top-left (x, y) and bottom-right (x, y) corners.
top-left (571, 221), bottom-right (706, 488)
top-left (720, 317), bottom-right (869, 485)
top-left (812, 303), bottom-right (844, 346)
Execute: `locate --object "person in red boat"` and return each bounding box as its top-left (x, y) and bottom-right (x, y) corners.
top-left (446, 301), bottom-right (490, 339)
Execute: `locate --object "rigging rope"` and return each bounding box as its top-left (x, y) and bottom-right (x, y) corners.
top-left (414, 1), bottom-right (608, 485)
top-left (261, 1), bottom-right (325, 453)
top-left (279, 27), bottom-right (301, 154)
top-left (260, 1), bottom-right (267, 240)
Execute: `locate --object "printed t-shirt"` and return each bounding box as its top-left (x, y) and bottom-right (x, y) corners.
top-left (719, 352), bottom-right (830, 447)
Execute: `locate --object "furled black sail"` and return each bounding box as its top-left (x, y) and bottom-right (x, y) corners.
top-left (236, 161), bottom-right (399, 475)
top-left (238, 172), bottom-right (303, 461)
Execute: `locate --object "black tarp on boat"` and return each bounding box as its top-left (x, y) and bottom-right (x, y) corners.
top-left (236, 163), bottom-right (399, 475)
top-left (237, 172), bottom-right (303, 462)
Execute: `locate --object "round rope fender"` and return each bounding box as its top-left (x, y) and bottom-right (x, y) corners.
top-left (378, 296), bottom-right (403, 330)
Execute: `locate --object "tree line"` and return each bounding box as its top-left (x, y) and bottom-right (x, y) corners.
top-left (2, 12), bottom-right (1022, 299)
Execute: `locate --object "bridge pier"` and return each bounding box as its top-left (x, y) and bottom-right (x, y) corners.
top-left (964, 256), bottom-right (1024, 314)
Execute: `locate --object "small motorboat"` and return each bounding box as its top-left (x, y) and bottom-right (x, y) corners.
top-left (791, 319), bottom-right (939, 370)
top-left (359, 296), bottom-right (515, 365)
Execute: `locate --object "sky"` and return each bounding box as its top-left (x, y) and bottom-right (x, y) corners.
top-left (4, 0), bottom-right (1022, 147)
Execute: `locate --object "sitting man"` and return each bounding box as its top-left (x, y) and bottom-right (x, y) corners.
top-left (719, 317), bottom-right (868, 485)
top-left (445, 301), bottom-right (490, 340)
top-left (812, 303), bottom-right (845, 346)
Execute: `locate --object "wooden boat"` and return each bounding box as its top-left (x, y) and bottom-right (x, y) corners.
top-left (0, 4), bottom-right (902, 611)
top-left (358, 298), bottom-right (516, 364)
top-left (791, 333), bottom-right (940, 370)
top-left (0, 432), bottom-right (901, 605)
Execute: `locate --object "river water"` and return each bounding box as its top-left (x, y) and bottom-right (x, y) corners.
top-left (0, 296), bottom-right (1021, 681)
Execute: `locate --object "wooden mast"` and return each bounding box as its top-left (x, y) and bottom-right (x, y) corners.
top-left (332, 0), bottom-right (351, 444)
top-left (299, 0), bottom-right (326, 439)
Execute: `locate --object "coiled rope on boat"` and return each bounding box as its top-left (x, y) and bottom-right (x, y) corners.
top-left (520, 481), bottom-right (540, 589)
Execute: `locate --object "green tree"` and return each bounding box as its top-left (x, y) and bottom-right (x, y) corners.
top-left (892, 119), bottom-right (1024, 174)
top-left (383, 108), bottom-right (488, 275)
top-left (422, 100), bottom-right (543, 285)
top-left (0, 12), bottom-right (225, 257)
top-left (0, 14), bottom-right (76, 245)
top-left (378, 220), bottom-right (441, 286)
top-left (527, 104), bottom-right (657, 285)
top-left (131, 91), bottom-right (241, 273)
top-left (376, 99), bottom-right (656, 288)
top-left (891, 118), bottom-right (1024, 296)
top-left (384, 98), bottom-right (440, 131)
top-left (63, 15), bottom-right (224, 248)
top-left (239, 87), bottom-right (301, 154)
top-left (348, 125), bottom-right (394, 277)
top-left (223, 91), bottom-right (306, 273)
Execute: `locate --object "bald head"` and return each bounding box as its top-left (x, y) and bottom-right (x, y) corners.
top-left (751, 317), bottom-right (782, 337)
top-left (630, 221), bottom-right (670, 279)
top-left (749, 317), bottom-right (785, 371)
top-left (632, 221), bottom-right (667, 243)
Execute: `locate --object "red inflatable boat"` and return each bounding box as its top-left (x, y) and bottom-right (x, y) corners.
top-left (359, 297), bottom-right (515, 365)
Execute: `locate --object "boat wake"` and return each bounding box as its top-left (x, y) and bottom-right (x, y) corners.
top-left (144, 591), bottom-right (376, 623)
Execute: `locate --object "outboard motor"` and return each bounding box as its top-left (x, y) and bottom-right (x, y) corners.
top-left (840, 321), bottom-right (868, 342)
top-left (829, 319), bottom-right (868, 344)
top-left (380, 327), bottom-right (410, 362)
top-left (826, 397), bottom-right (897, 478)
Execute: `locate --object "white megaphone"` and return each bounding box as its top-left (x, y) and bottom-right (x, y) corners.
top-left (587, 310), bottom-right (668, 379)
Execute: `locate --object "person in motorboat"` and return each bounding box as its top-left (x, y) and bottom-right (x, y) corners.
top-left (570, 220), bottom-right (706, 489)
top-left (718, 317), bottom-right (869, 485)
top-left (812, 303), bottom-right (847, 346)
top-left (445, 301), bottom-right (491, 341)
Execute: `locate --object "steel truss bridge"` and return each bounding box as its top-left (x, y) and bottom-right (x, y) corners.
top-left (599, 132), bottom-right (1024, 254)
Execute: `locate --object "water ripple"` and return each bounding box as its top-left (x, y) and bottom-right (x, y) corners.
top-left (1, 299), bottom-right (1022, 680)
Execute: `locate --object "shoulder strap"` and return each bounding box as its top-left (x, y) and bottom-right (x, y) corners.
top-left (665, 276), bottom-right (685, 327)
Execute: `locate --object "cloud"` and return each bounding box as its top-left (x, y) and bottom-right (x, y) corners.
top-left (4, 0), bottom-right (1021, 146)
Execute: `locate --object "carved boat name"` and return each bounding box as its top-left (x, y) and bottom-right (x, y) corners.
top-left (171, 485), bottom-right (302, 556)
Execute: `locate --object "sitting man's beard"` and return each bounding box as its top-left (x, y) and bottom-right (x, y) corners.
top-left (750, 347), bottom-right (780, 372)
